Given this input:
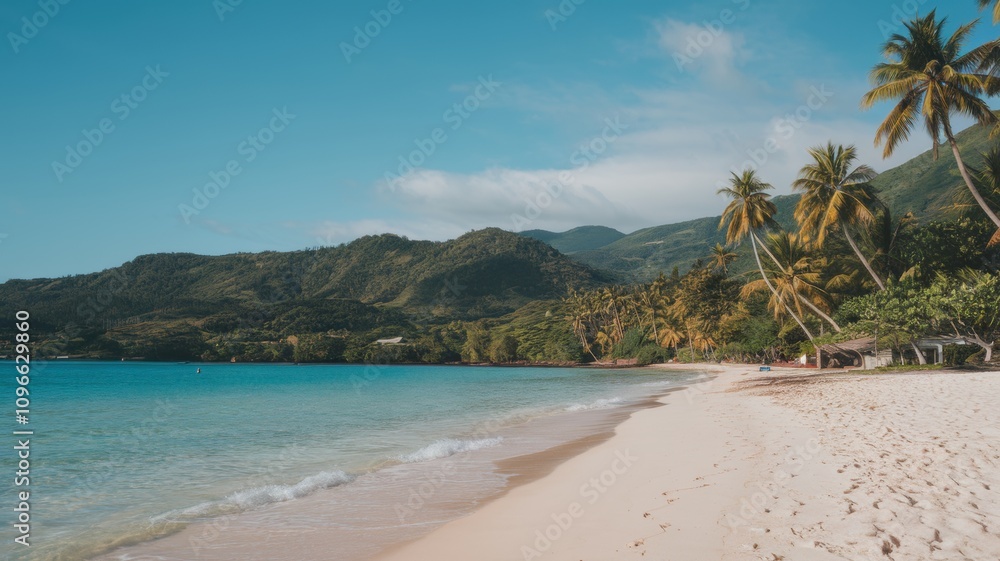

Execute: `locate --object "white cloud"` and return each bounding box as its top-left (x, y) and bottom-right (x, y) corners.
top-left (359, 120), bottom-right (930, 240)
top-left (378, 168), bottom-right (633, 231)
top-left (654, 18), bottom-right (748, 85)
top-left (305, 17), bottom-right (940, 244)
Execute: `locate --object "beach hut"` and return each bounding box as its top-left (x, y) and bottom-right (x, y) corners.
top-left (375, 337), bottom-right (405, 345)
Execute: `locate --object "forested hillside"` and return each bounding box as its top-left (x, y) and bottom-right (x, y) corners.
top-left (0, 229), bottom-right (610, 362)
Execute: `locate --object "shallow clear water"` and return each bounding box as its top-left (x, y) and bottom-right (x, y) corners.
top-left (1, 361), bottom-right (699, 561)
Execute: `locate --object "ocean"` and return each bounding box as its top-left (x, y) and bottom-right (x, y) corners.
top-left (2, 361), bottom-right (701, 561)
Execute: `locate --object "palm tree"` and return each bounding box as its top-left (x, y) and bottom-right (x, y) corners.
top-left (978, 0), bottom-right (1000, 24)
top-left (594, 329), bottom-right (616, 356)
top-left (565, 289), bottom-right (599, 362)
top-left (866, 208), bottom-right (918, 280)
top-left (708, 243), bottom-right (738, 274)
top-left (656, 318), bottom-right (684, 350)
top-left (600, 286), bottom-right (625, 342)
top-left (742, 232), bottom-right (837, 333)
top-left (793, 142), bottom-right (886, 290)
top-left (861, 11), bottom-right (1000, 234)
top-left (718, 169), bottom-right (815, 340)
top-left (638, 277), bottom-right (668, 344)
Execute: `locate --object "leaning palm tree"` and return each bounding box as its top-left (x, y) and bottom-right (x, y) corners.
top-left (861, 11), bottom-right (1000, 233)
top-left (793, 142), bottom-right (886, 290)
top-left (718, 169), bottom-right (814, 339)
top-left (978, 0), bottom-right (1000, 24)
top-left (638, 278), bottom-right (669, 344)
top-left (600, 286), bottom-right (625, 342)
top-left (565, 289), bottom-right (599, 362)
top-left (742, 232), bottom-right (837, 333)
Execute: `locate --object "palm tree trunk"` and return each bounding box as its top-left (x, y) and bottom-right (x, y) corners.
top-left (756, 234), bottom-right (840, 332)
top-left (631, 303), bottom-right (642, 330)
top-left (797, 295), bottom-right (842, 333)
top-left (909, 341), bottom-right (927, 365)
top-left (613, 308), bottom-right (624, 340)
top-left (751, 234), bottom-right (814, 340)
top-left (841, 223), bottom-right (886, 291)
top-left (945, 125), bottom-right (1000, 229)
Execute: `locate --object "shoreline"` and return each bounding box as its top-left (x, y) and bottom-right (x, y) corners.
top-left (87, 368), bottom-right (701, 561)
top-left (372, 363), bottom-right (1000, 560)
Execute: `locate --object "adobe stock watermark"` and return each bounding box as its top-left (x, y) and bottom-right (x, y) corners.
top-left (51, 65), bottom-right (169, 183)
top-left (717, 84), bottom-right (833, 182)
top-left (521, 449), bottom-right (638, 560)
top-left (213, 0), bottom-right (245, 22)
top-left (340, 0), bottom-right (415, 64)
top-left (724, 437), bottom-right (822, 529)
top-left (7, 0), bottom-right (72, 54)
top-left (672, 0), bottom-right (751, 73)
top-left (510, 115), bottom-right (628, 231)
top-left (544, 0), bottom-right (586, 31)
top-left (877, 0), bottom-right (930, 39)
top-left (383, 74), bottom-right (502, 191)
top-left (178, 107), bottom-right (296, 223)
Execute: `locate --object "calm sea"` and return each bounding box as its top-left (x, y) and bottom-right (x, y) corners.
top-left (1, 361), bottom-right (700, 561)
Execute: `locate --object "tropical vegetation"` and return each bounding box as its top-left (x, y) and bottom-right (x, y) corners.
top-left (2, 4), bottom-right (1000, 368)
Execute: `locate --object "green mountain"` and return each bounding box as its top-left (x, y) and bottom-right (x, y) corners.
top-left (565, 196), bottom-right (798, 282)
top-left (867, 118), bottom-right (996, 220)
top-left (527, 120), bottom-right (998, 282)
top-left (0, 229), bottom-right (612, 360)
top-left (520, 226), bottom-right (626, 254)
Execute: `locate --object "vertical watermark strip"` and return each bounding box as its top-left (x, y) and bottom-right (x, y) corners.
top-left (12, 311), bottom-right (32, 547)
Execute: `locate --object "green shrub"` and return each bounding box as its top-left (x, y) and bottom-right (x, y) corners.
top-left (943, 344), bottom-right (980, 366)
top-left (634, 345), bottom-right (671, 366)
top-left (611, 328), bottom-right (650, 359)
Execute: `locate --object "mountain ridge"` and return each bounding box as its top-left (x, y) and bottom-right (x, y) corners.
top-left (0, 229), bottom-right (613, 359)
top-left (520, 118), bottom-right (998, 280)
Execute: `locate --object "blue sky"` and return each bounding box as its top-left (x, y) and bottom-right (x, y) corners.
top-left (1, 0), bottom-right (997, 280)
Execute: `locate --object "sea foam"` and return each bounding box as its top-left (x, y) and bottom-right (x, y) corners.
top-left (223, 470), bottom-right (355, 509)
top-left (397, 437), bottom-right (504, 463)
top-left (564, 396), bottom-right (624, 412)
top-left (171, 470), bottom-right (355, 520)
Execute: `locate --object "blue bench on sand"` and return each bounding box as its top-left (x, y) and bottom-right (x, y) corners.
top-left (759, 366), bottom-right (771, 372)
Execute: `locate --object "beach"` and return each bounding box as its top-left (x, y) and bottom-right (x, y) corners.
top-left (27, 362), bottom-right (696, 561)
top-left (60, 363), bottom-right (1000, 561)
top-left (374, 364), bottom-right (1000, 561)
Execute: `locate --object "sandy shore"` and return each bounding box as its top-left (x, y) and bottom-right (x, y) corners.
top-left (374, 364), bottom-right (1000, 561)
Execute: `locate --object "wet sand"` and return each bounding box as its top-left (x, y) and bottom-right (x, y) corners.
top-left (375, 364), bottom-right (1000, 560)
top-left (93, 382), bottom-right (690, 561)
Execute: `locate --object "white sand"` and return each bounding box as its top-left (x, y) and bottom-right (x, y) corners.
top-left (375, 366), bottom-right (1000, 561)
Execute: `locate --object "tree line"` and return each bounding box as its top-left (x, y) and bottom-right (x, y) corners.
top-left (562, 5), bottom-right (1000, 366)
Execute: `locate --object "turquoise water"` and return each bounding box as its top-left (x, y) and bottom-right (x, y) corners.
top-left (2, 361), bottom-right (698, 561)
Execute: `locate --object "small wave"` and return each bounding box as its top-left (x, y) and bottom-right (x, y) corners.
top-left (639, 379), bottom-right (688, 387)
top-left (223, 470), bottom-right (355, 509)
top-left (397, 437), bottom-right (504, 463)
top-left (565, 397), bottom-right (624, 412)
top-left (166, 470), bottom-right (355, 521)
